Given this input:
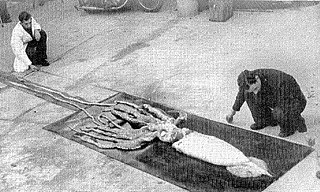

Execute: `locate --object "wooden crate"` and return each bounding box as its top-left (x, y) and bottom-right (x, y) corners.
top-left (209, 0), bottom-right (234, 22)
top-left (0, 1), bottom-right (11, 23)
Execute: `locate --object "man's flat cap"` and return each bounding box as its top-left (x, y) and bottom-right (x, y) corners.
top-left (237, 70), bottom-right (256, 87)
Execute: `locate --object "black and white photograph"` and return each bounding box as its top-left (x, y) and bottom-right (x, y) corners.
top-left (0, 0), bottom-right (319, 191)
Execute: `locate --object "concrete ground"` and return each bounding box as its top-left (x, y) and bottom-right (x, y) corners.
top-left (0, 0), bottom-right (320, 191)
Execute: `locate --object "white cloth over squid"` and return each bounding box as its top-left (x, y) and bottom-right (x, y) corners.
top-left (172, 132), bottom-right (272, 178)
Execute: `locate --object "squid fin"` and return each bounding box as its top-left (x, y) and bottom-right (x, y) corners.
top-left (227, 157), bottom-right (273, 178)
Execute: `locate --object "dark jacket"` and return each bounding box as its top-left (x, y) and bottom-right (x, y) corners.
top-left (232, 69), bottom-right (306, 113)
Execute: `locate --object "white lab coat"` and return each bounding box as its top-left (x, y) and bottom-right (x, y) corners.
top-left (11, 17), bottom-right (41, 72)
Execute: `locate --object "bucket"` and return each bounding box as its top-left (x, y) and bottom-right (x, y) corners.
top-left (209, 0), bottom-right (234, 22)
top-left (0, 1), bottom-right (12, 23)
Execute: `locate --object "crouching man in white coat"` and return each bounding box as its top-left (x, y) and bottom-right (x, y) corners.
top-left (11, 11), bottom-right (49, 73)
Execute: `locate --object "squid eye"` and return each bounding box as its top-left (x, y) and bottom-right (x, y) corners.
top-left (160, 131), bottom-right (167, 137)
top-left (244, 84), bottom-right (250, 90)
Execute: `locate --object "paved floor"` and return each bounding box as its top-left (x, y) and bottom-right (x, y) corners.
top-left (0, 0), bottom-right (320, 191)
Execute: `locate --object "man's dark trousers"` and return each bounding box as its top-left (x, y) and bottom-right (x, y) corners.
top-left (26, 30), bottom-right (48, 65)
top-left (246, 93), bottom-right (307, 134)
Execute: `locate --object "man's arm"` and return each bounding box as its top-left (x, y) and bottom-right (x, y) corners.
top-left (226, 86), bottom-right (245, 123)
top-left (232, 86), bottom-right (245, 112)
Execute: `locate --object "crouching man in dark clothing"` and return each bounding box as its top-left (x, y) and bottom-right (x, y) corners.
top-left (226, 69), bottom-right (307, 137)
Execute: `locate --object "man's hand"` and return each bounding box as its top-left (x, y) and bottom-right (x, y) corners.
top-left (226, 110), bottom-right (236, 123)
top-left (34, 30), bottom-right (41, 41)
top-left (29, 65), bottom-right (40, 71)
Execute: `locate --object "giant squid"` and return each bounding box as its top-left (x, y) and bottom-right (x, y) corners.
top-left (67, 100), bottom-right (273, 178)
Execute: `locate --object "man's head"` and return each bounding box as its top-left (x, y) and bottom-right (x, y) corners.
top-left (238, 70), bottom-right (262, 94)
top-left (18, 11), bottom-right (32, 30)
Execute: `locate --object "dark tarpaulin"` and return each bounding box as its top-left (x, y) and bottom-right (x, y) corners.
top-left (44, 92), bottom-right (314, 192)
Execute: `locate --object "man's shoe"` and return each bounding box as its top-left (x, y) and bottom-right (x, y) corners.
top-left (298, 126), bottom-right (307, 133)
top-left (29, 65), bottom-right (40, 71)
top-left (12, 71), bottom-right (26, 78)
top-left (297, 117), bottom-right (307, 133)
top-left (269, 120), bottom-right (278, 127)
top-left (278, 131), bottom-right (295, 138)
top-left (250, 120), bottom-right (277, 130)
top-left (250, 123), bottom-right (267, 130)
top-left (41, 60), bottom-right (50, 66)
